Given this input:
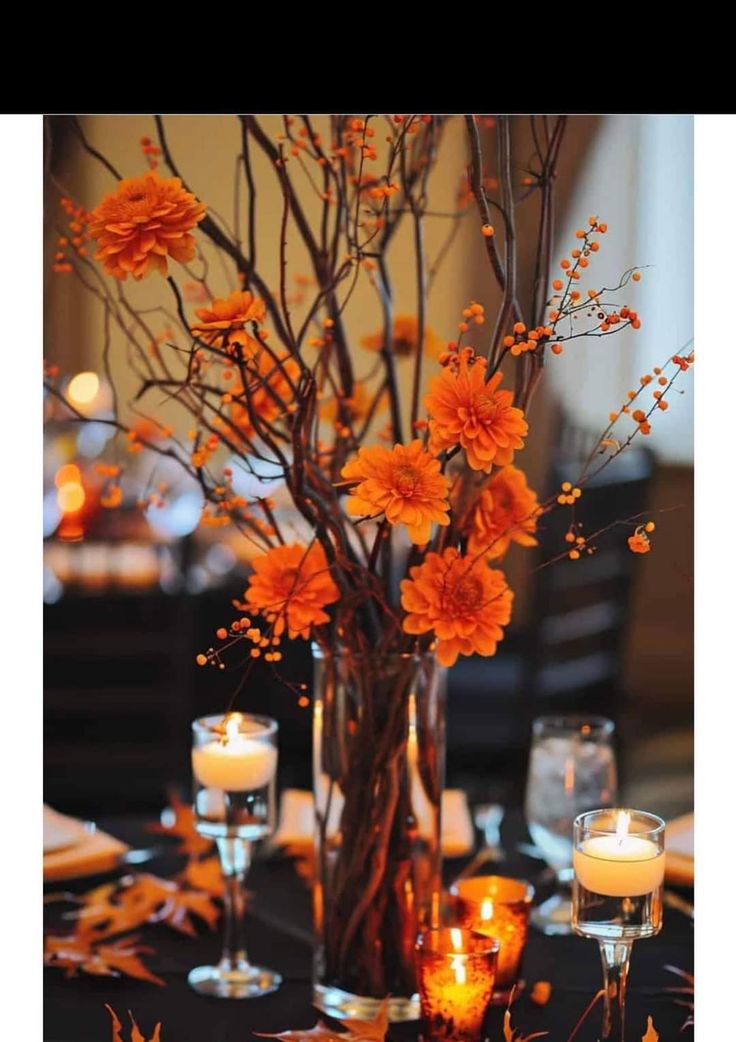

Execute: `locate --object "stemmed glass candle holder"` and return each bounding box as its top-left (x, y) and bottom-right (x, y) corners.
top-left (189, 712), bottom-right (281, 999)
top-left (572, 809), bottom-right (665, 1042)
top-left (525, 715), bottom-right (617, 935)
top-left (416, 928), bottom-right (499, 1042)
top-left (450, 876), bottom-right (534, 1003)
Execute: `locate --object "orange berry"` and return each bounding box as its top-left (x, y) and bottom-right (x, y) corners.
top-left (481, 224), bottom-right (495, 237)
top-left (560, 259), bottom-right (570, 270)
top-left (196, 654), bottom-right (207, 666)
top-left (590, 241), bottom-right (600, 252)
top-left (565, 532), bottom-right (575, 543)
top-left (579, 258), bottom-right (588, 268)
top-left (552, 279), bottom-right (563, 291)
top-left (513, 321), bottom-right (526, 334)
top-left (569, 550), bottom-right (581, 560)
top-left (609, 412), bottom-right (619, 422)
top-left (627, 391), bottom-right (636, 400)
top-left (658, 376), bottom-right (668, 386)
top-left (575, 229), bottom-right (585, 239)
top-left (570, 290), bottom-right (581, 301)
top-left (657, 400), bottom-right (669, 411)
top-left (551, 343), bottom-right (563, 355)
top-left (216, 627), bottom-right (227, 640)
top-left (645, 522), bottom-right (656, 533)
top-left (632, 271), bottom-right (641, 281)
top-left (474, 315), bottom-right (485, 325)
top-left (572, 488), bottom-right (581, 499)
top-left (631, 318), bottom-right (642, 329)
top-left (632, 409), bottom-right (646, 422)
top-left (458, 322), bottom-right (469, 332)
top-left (561, 481), bottom-right (572, 492)
top-left (503, 335), bottom-right (515, 348)
top-left (557, 495), bottom-right (566, 505)
top-left (598, 223), bottom-right (608, 233)
top-left (250, 648), bottom-right (261, 658)
top-left (588, 215), bottom-right (597, 226)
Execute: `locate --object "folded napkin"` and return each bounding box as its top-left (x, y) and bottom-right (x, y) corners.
top-left (665, 812), bottom-right (694, 886)
top-left (275, 787), bottom-right (474, 858)
top-left (43, 805), bottom-right (128, 883)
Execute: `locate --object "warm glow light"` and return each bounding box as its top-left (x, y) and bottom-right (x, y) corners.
top-left (450, 927), bottom-right (464, 952)
top-left (616, 810), bottom-right (631, 841)
top-left (563, 755), bottom-right (575, 796)
top-left (68, 371), bottom-right (100, 405)
top-left (57, 481), bottom-right (85, 513)
top-left (54, 463), bottom-right (81, 488)
top-left (450, 954), bottom-right (467, 985)
top-left (480, 898), bottom-right (494, 922)
top-left (224, 713), bottom-right (242, 742)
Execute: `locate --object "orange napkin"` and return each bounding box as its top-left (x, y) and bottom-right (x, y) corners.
top-left (43, 806), bottom-right (128, 882)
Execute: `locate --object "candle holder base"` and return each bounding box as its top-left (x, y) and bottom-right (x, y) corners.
top-left (188, 963), bottom-right (282, 999)
top-left (313, 984), bottom-right (419, 1022)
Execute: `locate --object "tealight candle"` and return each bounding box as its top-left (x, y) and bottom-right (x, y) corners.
top-left (573, 810), bottom-right (664, 897)
top-left (416, 928), bottom-right (498, 1042)
top-left (451, 876), bottom-right (534, 1001)
top-left (192, 713), bottom-right (278, 792)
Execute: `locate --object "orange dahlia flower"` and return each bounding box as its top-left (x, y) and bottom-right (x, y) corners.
top-left (425, 358), bottom-right (528, 472)
top-left (245, 542), bottom-right (339, 639)
top-left (230, 352), bottom-right (299, 443)
top-left (361, 315), bottom-right (444, 358)
top-left (467, 465), bottom-right (540, 560)
top-left (191, 290), bottom-right (266, 356)
top-left (400, 547), bottom-right (513, 666)
top-left (88, 171), bottom-right (206, 281)
top-left (341, 440), bottom-right (450, 544)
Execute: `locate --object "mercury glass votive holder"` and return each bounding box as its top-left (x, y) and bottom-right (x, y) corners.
top-left (450, 875), bottom-right (534, 1003)
top-left (416, 928), bottom-right (499, 1042)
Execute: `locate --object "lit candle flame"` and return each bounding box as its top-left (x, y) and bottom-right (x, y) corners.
top-left (480, 898), bottom-right (494, 922)
top-left (224, 713), bottom-right (242, 743)
top-left (450, 927), bottom-right (464, 952)
top-left (615, 810), bottom-right (631, 842)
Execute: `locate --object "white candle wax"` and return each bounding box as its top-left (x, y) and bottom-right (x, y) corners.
top-left (573, 834), bottom-right (664, 897)
top-left (192, 735), bottom-right (277, 792)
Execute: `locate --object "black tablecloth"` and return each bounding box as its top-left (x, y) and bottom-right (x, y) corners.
top-left (44, 814), bottom-right (693, 1042)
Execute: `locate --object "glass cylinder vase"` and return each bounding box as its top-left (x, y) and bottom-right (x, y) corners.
top-left (312, 645), bottom-right (446, 1021)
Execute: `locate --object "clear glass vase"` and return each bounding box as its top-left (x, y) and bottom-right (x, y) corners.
top-left (312, 646), bottom-right (445, 1022)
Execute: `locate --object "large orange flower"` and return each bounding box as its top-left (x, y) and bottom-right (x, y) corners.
top-left (191, 290), bottom-right (266, 356)
top-left (88, 170), bottom-right (206, 281)
top-left (341, 440), bottom-right (450, 544)
top-left (230, 352), bottom-right (299, 443)
top-left (245, 542), bottom-right (339, 638)
top-left (426, 358), bottom-right (528, 471)
top-left (400, 547), bottom-right (513, 666)
top-left (466, 466), bottom-right (540, 560)
top-left (361, 315), bottom-right (444, 358)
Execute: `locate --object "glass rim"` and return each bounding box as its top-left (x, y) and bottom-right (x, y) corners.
top-left (532, 714), bottom-right (615, 738)
top-left (573, 807), bottom-right (665, 839)
top-left (191, 712), bottom-right (278, 739)
top-left (415, 927), bottom-right (500, 955)
top-left (449, 874), bottom-right (535, 905)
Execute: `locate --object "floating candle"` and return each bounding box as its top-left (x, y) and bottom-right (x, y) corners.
top-left (573, 810), bottom-right (664, 897)
top-left (192, 714), bottom-right (278, 792)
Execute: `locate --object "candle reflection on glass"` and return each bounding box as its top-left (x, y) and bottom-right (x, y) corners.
top-left (450, 876), bottom-right (534, 1002)
top-left (416, 928), bottom-right (499, 1042)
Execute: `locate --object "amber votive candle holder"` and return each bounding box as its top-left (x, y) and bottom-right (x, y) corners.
top-left (450, 876), bottom-right (534, 1003)
top-left (416, 927), bottom-right (499, 1042)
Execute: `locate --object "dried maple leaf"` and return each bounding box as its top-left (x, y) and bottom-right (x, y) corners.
top-left (72, 872), bottom-right (219, 941)
top-left (44, 933), bottom-right (164, 986)
top-left (503, 1008), bottom-right (548, 1042)
top-left (641, 1016), bottom-right (659, 1042)
top-left (280, 841), bottom-right (316, 888)
top-left (107, 1004), bottom-right (162, 1042)
top-left (147, 792), bottom-right (212, 856)
top-left (179, 854), bottom-right (224, 898)
top-left (257, 998), bottom-right (389, 1042)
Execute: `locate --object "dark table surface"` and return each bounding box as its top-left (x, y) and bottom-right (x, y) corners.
top-left (44, 812), bottom-right (693, 1042)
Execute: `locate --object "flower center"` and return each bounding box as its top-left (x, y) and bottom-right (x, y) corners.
top-left (446, 574), bottom-right (483, 615)
top-left (393, 465), bottom-right (419, 498)
top-left (393, 336), bottom-right (414, 355)
top-left (127, 192), bottom-right (145, 203)
top-left (473, 394), bottom-right (498, 424)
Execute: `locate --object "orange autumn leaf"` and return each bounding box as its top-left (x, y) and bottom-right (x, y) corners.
top-left (147, 791), bottom-right (213, 856)
top-left (258, 997), bottom-right (388, 1042)
top-left (179, 855), bottom-right (225, 899)
top-left (107, 1004), bottom-right (162, 1042)
top-left (641, 1017), bottom-right (659, 1042)
top-left (44, 933), bottom-right (164, 986)
top-left (73, 872), bottom-right (220, 941)
top-left (502, 1008), bottom-right (548, 1042)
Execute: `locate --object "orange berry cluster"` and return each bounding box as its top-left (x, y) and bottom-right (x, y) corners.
top-left (190, 431), bottom-right (220, 469)
top-left (53, 197), bottom-right (90, 273)
top-left (503, 320), bottom-right (557, 358)
top-left (628, 521), bottom-right (655, 554)
top-left (439, 343), bottom-right (479, 371)
top-left (556, 480), bottom-right (582, 506)
top-left (458, 301), bottom-right (486, 333)
top-left (139, 136), bottom-right (162, 169)
top-left (563, 521), bottom-right (595, 560)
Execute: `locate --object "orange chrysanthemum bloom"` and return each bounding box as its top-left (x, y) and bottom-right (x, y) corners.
top-left (466, 466), bottom-right (540, 560)
top-left (191, 290), bottom-right (266, 356)
top-left (628, 531), bottom-right (651, 554)
top-left (245, 542), bottom-right (339, 638)
top-left (400, 547), bottom-right (513, 666)
top-left (230, 352), bottom-right (299, 443)
top-left (341, 440), bottom-right (450, 544)
top-left (361, 315), bottom-right (444, 358)
top-left (88, 171), bottom-right (206, 281)
top-left (426, 358), bottom-right (528, 472)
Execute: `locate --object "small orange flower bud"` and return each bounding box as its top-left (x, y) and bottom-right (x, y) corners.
top-left (481, 224), bottom-right (494, 237)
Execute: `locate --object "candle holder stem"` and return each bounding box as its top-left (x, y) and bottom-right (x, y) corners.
top-left (217, 836), bottom-right (251, 970)
top-left (598, 939), bottom-right (632, 1042)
